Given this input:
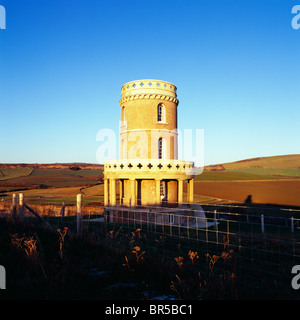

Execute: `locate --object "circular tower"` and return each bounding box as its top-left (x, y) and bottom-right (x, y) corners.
top-left (120, 80), bottom-right (179, 161)
top-left (104, 79), bottom-right (195, 207)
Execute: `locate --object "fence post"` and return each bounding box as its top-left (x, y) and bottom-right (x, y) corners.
top-left (77, 194), bottom-right (83, 236)
top-left (291, 216), bottom-right (294, 233)
top-left (19, 193), bottom-right (24, 220)
top-left (261, 214), bottom-right (264, 233)
top-left (12, 193), bottom-right (17, 220)
top-left (213, 210), bottom-right (217, 230)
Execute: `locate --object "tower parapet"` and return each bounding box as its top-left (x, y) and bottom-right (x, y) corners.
top-left (120, 79), bottom-right (179, 105)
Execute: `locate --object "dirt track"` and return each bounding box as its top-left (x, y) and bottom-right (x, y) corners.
top-left (192, 180), bottom-right (300, 207)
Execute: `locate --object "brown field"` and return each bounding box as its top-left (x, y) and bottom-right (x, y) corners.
top-left (0, 156), bottom-right (299, 208)
top-left (193, 180), bottom-right (300, 207)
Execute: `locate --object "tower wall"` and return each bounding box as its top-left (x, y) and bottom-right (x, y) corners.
top-left (104, 79), bottom-right (194, 207)
top-left (119, 80), bottom-right (179, 161)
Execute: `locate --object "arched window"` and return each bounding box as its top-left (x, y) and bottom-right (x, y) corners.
top-left (157, 103), bottom-right (165, 123)
top-left (158, 137), bottom-right (165, 159)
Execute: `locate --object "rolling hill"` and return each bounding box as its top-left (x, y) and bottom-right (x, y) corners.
top-left (200, 154), bottom-right (300, 180)
top-left (0, 163), bottom-right (103, 193)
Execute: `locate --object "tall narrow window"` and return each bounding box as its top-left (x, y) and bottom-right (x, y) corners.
top-left (157, 103), bottom-right (165, 122)
top-left (158, 137), bottom-right (165, 160)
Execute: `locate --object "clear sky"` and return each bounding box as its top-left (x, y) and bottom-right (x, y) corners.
top-left (0, 0), bottom-right (299, 165)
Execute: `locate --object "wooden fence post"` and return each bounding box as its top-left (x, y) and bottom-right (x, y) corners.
top-left (19, 193), bottom-right (24, 220)
top-left (12, 193), bottom-right (17, 220)
top-left (77, 194), bottom-right (83, 236)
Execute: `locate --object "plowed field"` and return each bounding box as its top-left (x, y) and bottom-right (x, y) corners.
top-left (193, 180), bottom-right (300, 207)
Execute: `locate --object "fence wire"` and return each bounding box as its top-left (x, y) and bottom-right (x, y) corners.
top-left (1, 196), bottom-right (300, 297)
top-left (101, 204), bottom-right (300, 295)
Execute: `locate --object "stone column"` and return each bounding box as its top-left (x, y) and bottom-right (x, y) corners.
top-left (104, 178), bottom-right (109, 206)
top-left (130, 178), bottom-right (136, 207)
top-left (188, 179), bottom-right (194, 203)
top-left (155, 179), bottom-right (161, 206)
top-left (110, 178), bottom-right (116, 206)
top-left (187, 179), bottom-right (190, 203)
top-left (119, 179), bottom-right (123, 205)
top-left (178, 179), bottom-right (183, 206)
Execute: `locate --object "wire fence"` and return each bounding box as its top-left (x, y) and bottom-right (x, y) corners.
top-left (1, 193), bottom-right (300, 297)
top-left (102, 203), bottom-right (300, 296)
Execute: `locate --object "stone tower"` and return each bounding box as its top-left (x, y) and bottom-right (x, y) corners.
top-left (104, 79), bottom-right (195, 207)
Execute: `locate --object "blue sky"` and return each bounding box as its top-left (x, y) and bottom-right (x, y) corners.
top-left (0, 0), bottom-right (299, 165)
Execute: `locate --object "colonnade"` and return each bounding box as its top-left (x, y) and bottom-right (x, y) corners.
top-left (104, 178), bottom-right (194, 207)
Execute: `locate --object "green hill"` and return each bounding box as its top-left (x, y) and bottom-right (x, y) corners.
top-left (199, 154), bottom-right (300, 181)
top-left (222, 154), bottom-right (300, 170)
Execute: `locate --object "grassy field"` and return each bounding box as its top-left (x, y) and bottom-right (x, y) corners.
top-left (4, 186), bottom-right (104, 206)
top-left (0, 155), bottom-right (299, 207)
top-left (220, 154), bottom-right (300, 170)
top-left (0, 166), bottom-right (102, 193)
top-left (30, 169), bottom-right (102, 176)
top-left (0, 168), bottom-right (33, 180)
top-left (0, 164), bottom-right (104, 207)
top-left (228, 168), bottom-right (300, 177)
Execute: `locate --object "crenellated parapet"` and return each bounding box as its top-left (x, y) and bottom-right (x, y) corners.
top-left (120, 79), bottom-right (179, 105)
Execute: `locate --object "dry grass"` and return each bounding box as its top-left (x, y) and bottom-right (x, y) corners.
top-left (0, 201), bottom-right (103, 218)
